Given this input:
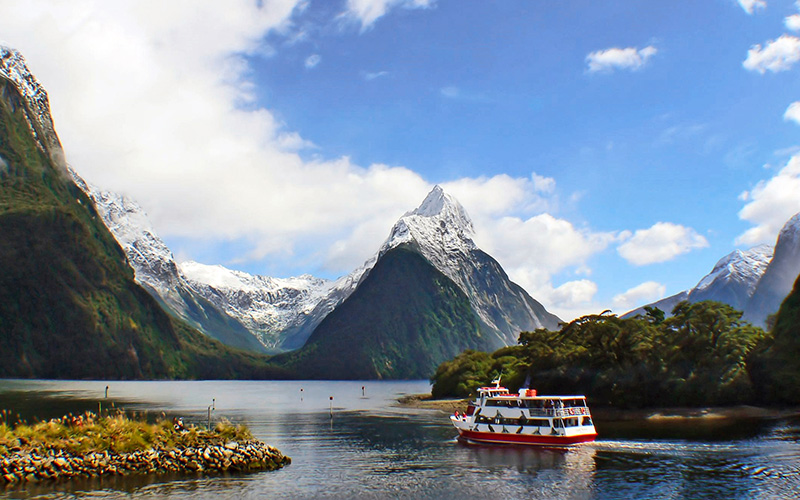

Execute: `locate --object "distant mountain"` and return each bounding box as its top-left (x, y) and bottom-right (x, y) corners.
top-left (68, 175), bottom-right (268, 353)
top-left (624, 245), bottom-right (773, 320)
top-left (0, 46), bottom-right (281, 379)
top-left (273, 246), bottom-right (490, 379)
top-left (82, 178), bottom-right (560, 362)
top-left (177, 261), bottom-right (332, 351)
top-left (743, 214), bottom-right (800, 328)
top-left (273, 186), bottom-right (562, 379)
top-left (627, 212), bottom-right (800, 329)
top-left (377, 186), bottom-right (561, 341)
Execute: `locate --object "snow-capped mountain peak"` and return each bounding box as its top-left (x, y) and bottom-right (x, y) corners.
top-left (625, 243), bottom-right (775, 320)
top-left (0, 47), bottom-right (49, 122)
top-left (778, 212), bottom-right (800, 247)
top-left (694, 244), bottom-right (773, 293)
top-left (743, 211), bottom-right (800, 327)
top-left (384, 185), bottom-right (476, 255)
top-left (0, 46), bottom-right (62, 163)
top-left (178, 260), bottom-right (332, 314)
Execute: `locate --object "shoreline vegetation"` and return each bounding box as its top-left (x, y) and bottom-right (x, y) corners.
top-left (397, 393), bottom-right (800, 422)
top-left (428, 301), bottom-right (798, 409)
top-left (0, 411), bottom-right (289, 485)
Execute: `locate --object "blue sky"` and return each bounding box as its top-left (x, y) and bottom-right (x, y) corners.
top-left (2, 0), bottom-right (800, 320)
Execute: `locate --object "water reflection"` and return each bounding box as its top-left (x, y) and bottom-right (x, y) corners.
top-left (1, 380), bottom-right (800, 499)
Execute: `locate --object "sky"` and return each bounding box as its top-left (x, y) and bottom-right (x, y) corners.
top-left (1, 0), bottom-right (800, 321)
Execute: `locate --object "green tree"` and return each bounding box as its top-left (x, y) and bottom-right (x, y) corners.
top-left (431, 301), bottom-right (769, 408)
top-left (662, 301), bottom-right (766, 405)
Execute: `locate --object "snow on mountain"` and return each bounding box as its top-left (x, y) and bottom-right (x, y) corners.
top-left (378, 185), bottom-right (561, 345)
top-left (285, 185), bottom-right (562, 350)
top-left (382, 185), bottom-right (476, 260)
top-left (70, 170), bottom-right (331, 352)
top-left (744, 212), bottom-right (800, 327)
top-left (0, 46), bottom-right (64, 168)
top-left (624, 244), bottom-right (773, 319)
top-left (69, 169), bottom-right (185, 301)
top-left (689, 244), bottom-right (773, 310)
top-left (70, 176), bottom-right (559, 352)
top-left (178, 261), bottom-right (333, 349)
top-left (278, 254), bottom-right (374, 351)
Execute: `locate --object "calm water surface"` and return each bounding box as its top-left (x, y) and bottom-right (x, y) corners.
top-left (0, 380), bottom-right (799, 499)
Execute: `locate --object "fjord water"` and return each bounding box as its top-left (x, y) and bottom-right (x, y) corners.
top-left (1, 380), bottom-right (799, 499)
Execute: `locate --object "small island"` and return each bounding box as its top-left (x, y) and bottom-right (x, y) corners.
top-left (0, 411), bottom-right (290, 484)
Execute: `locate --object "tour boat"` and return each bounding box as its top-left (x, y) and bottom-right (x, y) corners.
top-left (450, 379), bottom-right (597, 447)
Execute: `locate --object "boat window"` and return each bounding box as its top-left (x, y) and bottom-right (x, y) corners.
top-left (582, 417), bottom-right (593, 426)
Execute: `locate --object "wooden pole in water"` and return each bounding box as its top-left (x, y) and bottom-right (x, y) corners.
top-left (105, 386), bottom-right (109, 399)
top-left (329, 396), bottom-right (333, 418)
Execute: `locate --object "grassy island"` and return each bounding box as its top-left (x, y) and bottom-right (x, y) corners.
top-left (0, 411), bottom-right (290, 484)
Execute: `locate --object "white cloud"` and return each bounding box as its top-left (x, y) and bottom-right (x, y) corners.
top-left (363, 70), bottom-right (389, 80)
top-left (737, 154), bottom-right (800, 245)
top-left (0, 1), bottom-right (622, 323)
top-left (0, 0), bottom-right (441, 276)
top-left (738, 0), bottom-right (767, 14)
top-left (304, 54), bottom-right (321, 69)
top-left (617, 222), bottom-right (709, 266)
top-left (786, 14), bottom-right (800, 31)
top-left (547, 280), bottom-right (600, 321)
top-left (785, 101), bottom-right (800, 124)
top-left (612, 281), bottom-right (666, 312)
top-left (743, 35), bottom-right (800, 73)
top-left (444, 173), bottom-right (556, 217)
top-left (472, 212), bottom-right (618, 318)
top-left (345, 0), bottom-right (434, 31)
top-left (586, 45), bottom-right (657, 73)
top-left (440, 86), bottom-right (460, 98)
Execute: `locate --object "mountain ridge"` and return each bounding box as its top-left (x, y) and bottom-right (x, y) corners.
top-left (624, 213), bottom-right (800, 329)
top-left (624, 244), bottom-right (773, 320)
top-left (0, 45), bottom-right (282, 379)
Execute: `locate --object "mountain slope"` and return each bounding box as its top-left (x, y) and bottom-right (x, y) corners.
top-left (73, 175), bottom-right (333, 353)
top-left (377, 186), bottom-right (560, 344)
top-left (273, 187), bottom-right (563, 379)
top-left (272, 246), bottom-right (490, 379)
top-left (0, 46), bottom-right (281, 379)
top-left (744, 214), bottom-right (800, 328)
top-left (69, 176), bottom-right (268, 353)
top-left (178, 261), bottom-right (332, 351)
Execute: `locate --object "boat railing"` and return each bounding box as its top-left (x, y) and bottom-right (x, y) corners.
top-left (524, 407), bottom-right (590, 418)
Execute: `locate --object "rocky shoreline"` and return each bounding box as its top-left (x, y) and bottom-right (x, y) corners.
top-left (1, 440), bottom-right (290, 484)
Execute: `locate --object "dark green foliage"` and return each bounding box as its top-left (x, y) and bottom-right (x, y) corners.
top-left (660, 301), bottom-right (765, 406)
top-left (0, 75), bottom-right (282, 380)
top-left (431, 301), bottom-right (769, 408)
top-left (429, 346), bottom-right (526, 398)
top-left (644, 306), bottom-right (665, 325)
top-left (273, 246), bottom-right (490, 379)
top-left (749, 274), bottom-right (800, 404)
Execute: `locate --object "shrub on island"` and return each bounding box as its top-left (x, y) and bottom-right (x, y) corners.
top-left (0, 411), bottom-right (290, 483)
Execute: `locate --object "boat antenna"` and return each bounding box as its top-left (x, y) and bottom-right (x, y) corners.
top-left (492, 375), bottom-right (502, 387)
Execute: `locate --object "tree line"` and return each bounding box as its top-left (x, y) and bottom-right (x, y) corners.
top-left (431, 298), bottom-right (800, 408)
